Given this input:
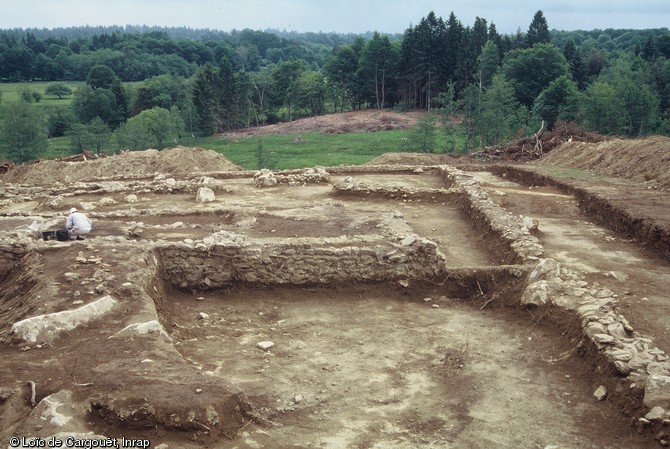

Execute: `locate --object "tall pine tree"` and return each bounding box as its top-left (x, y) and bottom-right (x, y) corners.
top-left (526, 10), bottom-right (551, 47)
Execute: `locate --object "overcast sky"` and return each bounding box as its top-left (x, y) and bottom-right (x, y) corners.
top-left (1, 0), bottom-right (669, 34)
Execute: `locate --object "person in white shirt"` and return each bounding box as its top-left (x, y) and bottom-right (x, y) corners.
top-left (66, 207), bottom-right (92, 240)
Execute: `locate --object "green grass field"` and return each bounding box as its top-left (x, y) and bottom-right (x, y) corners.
top-left (36, 127), bottom-right (467, 170)
top-left (0, 81), bottom-right (84, 104)
top-left (182, 128), bottom-right (466, 169)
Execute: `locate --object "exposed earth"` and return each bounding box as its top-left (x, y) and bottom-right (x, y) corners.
top-left (1, 111), bottom-right (669, 449)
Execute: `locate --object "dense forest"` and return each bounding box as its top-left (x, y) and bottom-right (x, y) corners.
top-left (1, 10), bottom-right (670, 162)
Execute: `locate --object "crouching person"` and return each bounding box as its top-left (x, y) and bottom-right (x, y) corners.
top-left (66, 207), bottom-right (92, 240)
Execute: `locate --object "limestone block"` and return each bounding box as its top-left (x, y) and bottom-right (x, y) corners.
top-left (644, 375), bottom-right (670, 408)
top-left (11, 295), bottom-right (117, 344)
top-left (196, 187), bottom-right (216, 203)
top-left (520, 280), bottom-right (550, 307)
top-left (111, 320), bottom-right (171, 341)
top-left (254, 169), bottom-right (278, 187)
top-left (528, 258), bottom-right (560, 283)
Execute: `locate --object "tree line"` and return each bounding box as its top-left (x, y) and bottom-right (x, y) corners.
top-left (2, 11), bottom-right (670, 162)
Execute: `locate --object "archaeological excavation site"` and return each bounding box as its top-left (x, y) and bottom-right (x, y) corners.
top-left (1, 137), bottom-right (670, 448)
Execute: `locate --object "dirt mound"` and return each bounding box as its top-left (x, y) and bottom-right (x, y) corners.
top-left (365, 152), bottom-right (465, 166)
top-left (225, 110), bottom-right (422, 137)
top-left (538, 135), bottom-right (670, 188)
top-left (1, 146), bottom-right (243, 185)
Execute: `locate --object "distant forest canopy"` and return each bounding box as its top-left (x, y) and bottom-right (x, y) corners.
top-left (1, 18), bottom-right (669, 82)
top-left (2, 9), bottom-right (670, 163)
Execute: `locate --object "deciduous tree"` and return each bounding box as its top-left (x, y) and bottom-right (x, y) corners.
top-left (45, 82), bottom-right (73, 99)
top-left (1, 101), bottom-right (48, 163)
top-left (359, 32), bottom-right (399, 109)
top-left (502, 43), bottom-right (569, 107)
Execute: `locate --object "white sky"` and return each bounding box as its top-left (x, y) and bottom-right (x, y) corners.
top-left (1, 0), bottom-right (669, 34)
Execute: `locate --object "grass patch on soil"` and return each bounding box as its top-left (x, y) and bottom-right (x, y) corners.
top-left (533, 166), bottom-right (615, 182)
top-left (183, 129), bottom-right (466, 170)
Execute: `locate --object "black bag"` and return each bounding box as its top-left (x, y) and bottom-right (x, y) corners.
top-left (55, 229), bottom-right (70, 241)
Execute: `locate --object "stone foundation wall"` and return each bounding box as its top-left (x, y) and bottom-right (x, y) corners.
top-left (157, 232), bottom-right (446, 290)
top-left (437, 165), bottom-right (544, 264)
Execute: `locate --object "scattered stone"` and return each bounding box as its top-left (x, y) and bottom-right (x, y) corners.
top-left (63, 272), bottom-right (81, 282)
top-left (293, 394), bottom-right (304, 404)
top-left (593, 385), bottom-right (608, 401)
top-left (97, 197), bottom-right (117, 206)
top-left (48, 196), bottom-right (65, 209)
top-left (195, 388), bottom-right (203, 394)
top-left (595, 288), bottom-right (615, 299)
top-left (198, 312), bottom-right (210, 321)
top-left (125, 193), bottom-right (138, 203)
top-left (257, 341), bottom-right (275, 351)
top-left (303, 167), bottom-right (331, 183)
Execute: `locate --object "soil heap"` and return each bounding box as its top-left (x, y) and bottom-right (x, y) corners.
top-left (1, 146), bottom-right (243, 185)
top-left (537, 135), bottom-right (670, 189)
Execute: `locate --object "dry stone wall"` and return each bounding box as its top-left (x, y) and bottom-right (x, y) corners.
top-left (157, 231), bottom-right (447, 290)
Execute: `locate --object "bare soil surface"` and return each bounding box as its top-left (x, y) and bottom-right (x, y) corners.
top-left (224, 110), bottom-right (423, 137)
top-left (1, 112), bottom-right (669, 448)
top-left (161, 284), bottom-right (646, 449)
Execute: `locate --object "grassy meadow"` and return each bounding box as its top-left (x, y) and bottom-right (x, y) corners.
top-left (0, 81), bottom-right (85, 108)
top-left (183, 129), bottom-right (465, 170)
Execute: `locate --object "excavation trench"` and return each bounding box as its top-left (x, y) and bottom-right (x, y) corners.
top-left (156, 279), bottom-right (649, 449)
top-left (0, 163), bottom-right (664, 447)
